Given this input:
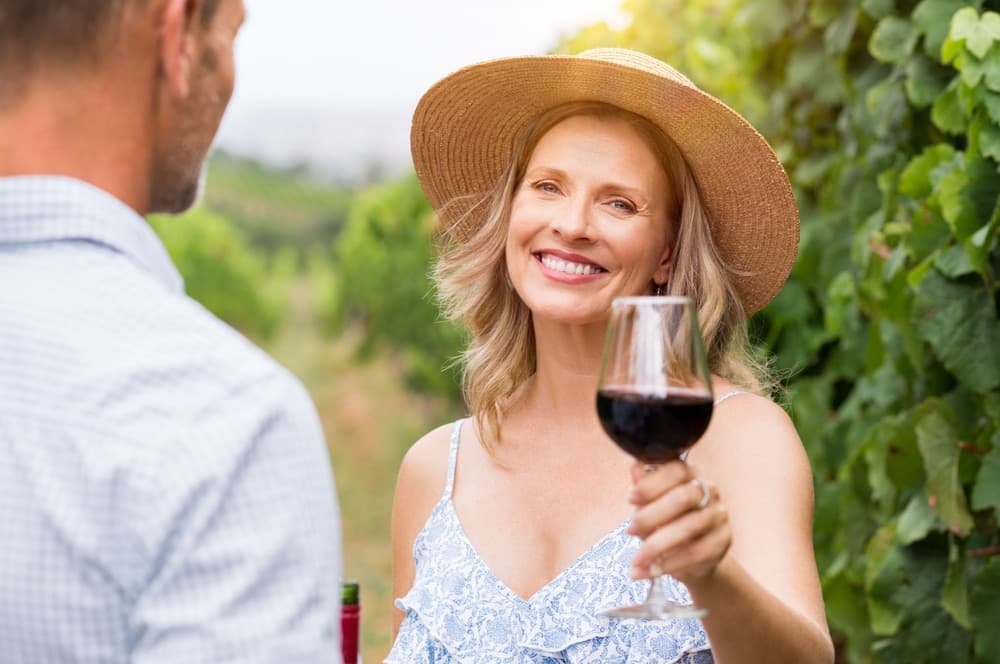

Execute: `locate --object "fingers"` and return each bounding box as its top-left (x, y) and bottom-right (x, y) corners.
top-left (625, 459), bottom-right (730, 582)
top-left (627, 477), bottom-right (718, 539)
top-left (630, 459), bottom-right (652, 483)
top-left (628, 459), bottom-right (690, 500)
top-left (630, 505), bottom-right (731, 581)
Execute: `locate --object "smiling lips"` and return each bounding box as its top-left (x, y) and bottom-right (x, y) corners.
top-left (535, 251), bottom-right (606, 278)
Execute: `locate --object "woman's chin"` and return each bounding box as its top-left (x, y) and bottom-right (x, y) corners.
top-left (528, 300), bottom-right (610, 328)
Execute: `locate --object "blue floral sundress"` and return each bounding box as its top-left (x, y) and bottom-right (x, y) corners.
top-left (385, 404), bottom-right (747, 663)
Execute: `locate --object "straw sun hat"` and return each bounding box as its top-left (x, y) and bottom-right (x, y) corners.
top-left (410, 48), bottom-right (799, 315)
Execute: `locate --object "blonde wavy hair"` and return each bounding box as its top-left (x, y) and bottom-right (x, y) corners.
top-left (435, 101), bottom-right (772, 449)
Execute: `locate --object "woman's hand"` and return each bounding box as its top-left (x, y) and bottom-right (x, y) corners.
top-left (626, 459), bottom-right (731, 585)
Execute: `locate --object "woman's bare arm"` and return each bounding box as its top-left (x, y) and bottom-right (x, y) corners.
top-left (629, 395), bottom-right (834, 664)
top-left (389, 423), bottom-right (453, 638)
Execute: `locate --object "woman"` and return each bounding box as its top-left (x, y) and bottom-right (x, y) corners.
top-left (387, 48), bottom-right (834, 663)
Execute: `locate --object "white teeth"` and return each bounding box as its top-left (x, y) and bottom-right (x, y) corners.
top-left (540, 254), bottom-right (601, 275)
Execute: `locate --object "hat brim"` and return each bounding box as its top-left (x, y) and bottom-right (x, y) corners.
top-left (411, 51), bottom-right (799, 315)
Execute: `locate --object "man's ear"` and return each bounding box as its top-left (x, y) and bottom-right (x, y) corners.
top-left (160, 0), bottom-right (201, 98)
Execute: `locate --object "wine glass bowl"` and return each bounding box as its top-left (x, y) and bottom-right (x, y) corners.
top-left (595, 386), bottom-right (713, 463)
top-left (595, 295), bottom-right (713, 620)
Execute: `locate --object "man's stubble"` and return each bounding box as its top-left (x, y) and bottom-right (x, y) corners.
top-left (148, 44), bottom-right (231, 214)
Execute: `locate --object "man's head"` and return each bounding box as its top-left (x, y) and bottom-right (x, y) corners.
top-left (0, 0), bottom-right (243, 214)
top-left (1, 2), bottom-right (139, 103)
top-left (147, 0), bottom-right (243, 212)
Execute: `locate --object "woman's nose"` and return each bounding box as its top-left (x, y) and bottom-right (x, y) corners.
top-left (551, 195), bottom-right (594, 240)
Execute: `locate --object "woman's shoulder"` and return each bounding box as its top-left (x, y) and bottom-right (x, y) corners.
top-left (697, 383), bottom-right (804, 469)
top-left (712, 379), bottom-right (792, 422)
top-left (692, 384), bottom-right (815, 518)
top-left (716, 387), bottom-right (795, 430)
top-left (392, 420), bottom-right (465, 569)
top-left (396, 420), bottom-right (462, 506)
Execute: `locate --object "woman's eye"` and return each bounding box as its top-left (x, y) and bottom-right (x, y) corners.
top-left (535, 181), bottom-right (560, 194)
top-left (609, 199), bottom-right (637, 214)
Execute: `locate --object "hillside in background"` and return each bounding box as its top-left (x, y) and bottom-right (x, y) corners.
top-left (201, 151), bottom-right (355, 253)
top-left (215, 105), bottom-right (414, 184)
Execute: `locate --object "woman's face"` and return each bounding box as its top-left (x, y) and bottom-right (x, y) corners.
top-left (505, 113), bottom-right (674, 326)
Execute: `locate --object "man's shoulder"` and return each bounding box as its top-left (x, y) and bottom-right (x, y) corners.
top-left (1, 243), bottom-right (311, 426)
top-left (145, 285), bottom-right (289, 381)
top-left (40, 243), bottom-right (284, 372)
top-left (110, 285), bottom-right (310, 421)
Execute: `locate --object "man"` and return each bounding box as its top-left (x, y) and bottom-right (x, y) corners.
top-left (0, 1), bottom-right (343, 662)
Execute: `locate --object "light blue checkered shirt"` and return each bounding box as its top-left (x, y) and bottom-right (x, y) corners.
top-left (0, 176), bottom-right (343, 663)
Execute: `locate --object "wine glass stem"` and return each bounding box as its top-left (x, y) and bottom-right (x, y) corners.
top-left (645, 576), bottom-right (669, 613)
top-left (641, 465), bottom-right (669, 613)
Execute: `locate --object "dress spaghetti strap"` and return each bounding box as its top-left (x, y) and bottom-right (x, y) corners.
top-left (442, 419), bottom-right (464, 500)
top-left (714, 389), bottom-right (751, 406)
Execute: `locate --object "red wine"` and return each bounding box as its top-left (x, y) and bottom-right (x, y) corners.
top-left (596, 388), bottom-right (713, 462)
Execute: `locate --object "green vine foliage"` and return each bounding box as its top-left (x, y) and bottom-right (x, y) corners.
top-left (564, 0), bottom-right (999, 661)
top-left (329, 174), bottom-right (465, 397)
top-left (149, 208), bottom-right (290, 342)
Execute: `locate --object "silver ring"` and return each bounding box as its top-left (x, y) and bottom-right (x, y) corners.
top-left (691, 478), bottom-right (710, 509)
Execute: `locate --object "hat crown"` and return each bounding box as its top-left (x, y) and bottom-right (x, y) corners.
top-left (577, 48), bottom-right (697, 89)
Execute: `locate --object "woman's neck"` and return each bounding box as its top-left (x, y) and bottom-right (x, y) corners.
top-left (518, 318), bottom-right (606, 423)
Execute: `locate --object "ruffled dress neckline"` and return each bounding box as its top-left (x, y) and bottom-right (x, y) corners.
top-left (387, 419), bottom-right (716, 663)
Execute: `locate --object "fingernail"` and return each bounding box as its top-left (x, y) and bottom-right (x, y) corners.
top-left (629, 566), bottom-right (645, 580)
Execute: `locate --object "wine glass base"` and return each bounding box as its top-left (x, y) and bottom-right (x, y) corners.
top-left (600, 602), bottom-right (707, 620)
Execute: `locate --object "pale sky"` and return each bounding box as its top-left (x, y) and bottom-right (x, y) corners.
top-left (215, 0), bottom-right (630, 178)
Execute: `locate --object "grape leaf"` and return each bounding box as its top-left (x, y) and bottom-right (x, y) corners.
top-left (825, 6), bottom-right (858, 55)
top-left (978, 119), bottom-right (1000, 162)
top-left (964, 210), bottom-right (999, 272)
top-left (871, 16), bottom-right (918, 64)
top-left (913, 269), bottom-right (1000, 392)
top-left (934, 244), bottom-right (976, 277)
top-left (897, 491), bottom-right (941, 544)
top-left (915, 407), bottom-right (974, 536)
top-left (862, 0), bottom-right (895, 20)
top-left (865, 525), bottom-right (905, 635)
top-left (941, 537), bottom-right (970, 629)
top-left (907, 55), bottom-right (954, 106)
top-left (932, 82), bottom-right (968, 134)
top-left (914, 0), bottom-right (966, 60)
top-left (950, 8), bottom-right (1000, 59)
top-left (900, 144), bottom-right (958, 198)
top-left (971, 433), bottom-right (1000, 512)
top-left (935, 155), bottom-right (1000, 240)
top-left (971, 559), bottom-right (1000, 662)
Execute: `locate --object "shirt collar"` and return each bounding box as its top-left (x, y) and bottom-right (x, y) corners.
top-left (0, 175), bottom-right (184, 294)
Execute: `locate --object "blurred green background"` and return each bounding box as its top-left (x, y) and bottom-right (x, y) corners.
top-left (152, 1), bottom-right (1000, 662)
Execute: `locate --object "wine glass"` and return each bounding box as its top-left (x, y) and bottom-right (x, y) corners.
top-left (595, 296), bottom-right (714, 620)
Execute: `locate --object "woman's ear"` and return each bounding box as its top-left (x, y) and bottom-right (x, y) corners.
top-left (653, 243), bottom-right (673, 286)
